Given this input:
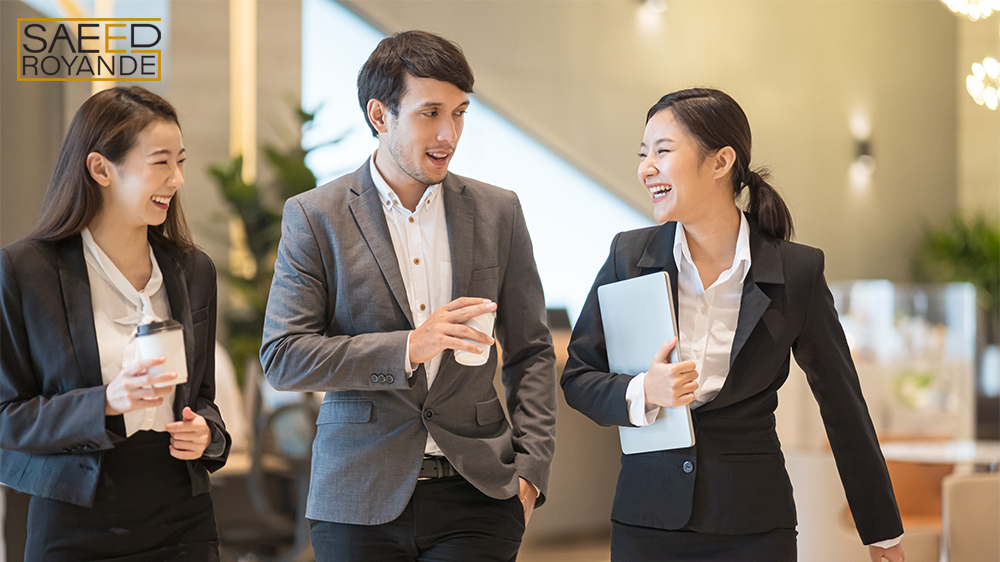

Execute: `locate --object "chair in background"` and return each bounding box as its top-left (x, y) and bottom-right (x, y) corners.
top-left (942, 471), bottom-right (1000, 562)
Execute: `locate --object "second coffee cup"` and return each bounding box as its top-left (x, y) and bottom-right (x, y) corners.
top-left (136, 319), bottom-right (188, 387)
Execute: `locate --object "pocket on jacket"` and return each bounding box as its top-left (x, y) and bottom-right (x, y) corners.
top-left (469, 267), bottom-right (499, 301)
top-left (191, 306), bottom-right (209, 325)
top-left (720, 452), bottom-right (777, 463)
top-left (476, 397), bottom-right (506, 426)
top-left (317, 400), bottom-right (373, 424)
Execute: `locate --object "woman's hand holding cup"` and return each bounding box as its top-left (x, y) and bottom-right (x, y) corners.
top-left (165, 407), bottom-right (211, 460)
top-left (104, 357), bottom-right (177, 415)
top-left (643, 338), bottom-right (699, 408)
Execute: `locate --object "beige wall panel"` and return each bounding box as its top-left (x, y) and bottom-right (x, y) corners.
top-left (957, 18), bottom-right (1000, 220)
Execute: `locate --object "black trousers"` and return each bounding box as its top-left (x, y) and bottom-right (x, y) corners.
top-left (310, 475), bottom-right (525, 562)
top-left (25, 431), bottom-right (219, 562)
top-left (611, 520), bottom-right (797, 562)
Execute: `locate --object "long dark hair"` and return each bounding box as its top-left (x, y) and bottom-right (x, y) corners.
top-left (30, 86), bottom-right (195, 252)
top-left (646, 88), bottom-right (794, 241)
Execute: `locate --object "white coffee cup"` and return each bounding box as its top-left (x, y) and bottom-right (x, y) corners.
top-left (135, 319), bottom-right (188, 387)
top-left (455, 311), bottom-right (496, 367)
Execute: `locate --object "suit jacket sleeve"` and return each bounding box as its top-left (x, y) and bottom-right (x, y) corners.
top-left (190, 256), bottom-right (230, 468)
top-left (260, 197), bottom-right (413, 392)
top-left (494, 196), bottom-right (557, 501)
top-left (791, 249), bottom-right (903, 544)
top-left (561, 233), bottom-right (637, 428)
top-left (0, 247), bottom-right (116, 456)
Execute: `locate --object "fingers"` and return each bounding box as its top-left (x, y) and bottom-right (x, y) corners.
top-left (123, 356), bottom-right (167, 376)
top-left (444, 297), bottom-right (493, 312)
top-left (182, 406), bottom-right (196, 421)
top-left (651, 338), bottom-right (677, 365)
top-left (169, 445), bottom-right (201, 460)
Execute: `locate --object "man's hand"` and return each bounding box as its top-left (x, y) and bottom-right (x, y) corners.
top-left (869, 544), bottom-right (904, 562)
top-left (409, 297), bottom-right (496, 365)
top-left (643, 338), bottom-right (698, 407)
top-left (164, 407), bottom-right (211, 460)
top-left (517, 477), bottom-right (537, 526)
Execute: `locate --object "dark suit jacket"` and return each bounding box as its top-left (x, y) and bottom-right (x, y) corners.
top-left (260, 161), bottom-right (557, 525)
top-left (561, 219), bottom-right (903, 545)
top-left (0, 234), bottom-right (231, 507)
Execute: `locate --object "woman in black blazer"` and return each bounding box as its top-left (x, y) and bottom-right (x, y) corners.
top-left (561, 89), bottom-right (904, 561)
top-left (0, 87), bottom-right (230, 561)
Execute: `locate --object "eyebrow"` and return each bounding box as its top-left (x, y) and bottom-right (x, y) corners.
top-left (147, 148), bottom-right (186, 157)
top-left (418, 101), bottom-right (470, 109)
top-left (639, 138), bottom-right (674, 148)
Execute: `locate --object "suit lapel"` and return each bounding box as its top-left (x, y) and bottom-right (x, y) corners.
top-left (700, 221), bottom-right (785, 411)
top-left (152, 241), bottom-right (192, 418)
top-left (636, 222), bottom-right (680, 313)
top-left (442, 174), bottom-right (473, 300)
top-left (56, 236), bottom-right (103, 388)
top-left (347, 161), bottom-right (414, 328)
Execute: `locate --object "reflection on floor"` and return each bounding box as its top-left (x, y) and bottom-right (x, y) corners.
top-left (518, 535), bottom-right (611, 562)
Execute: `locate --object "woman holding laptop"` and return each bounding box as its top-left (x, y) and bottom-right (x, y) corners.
top-left (0, 86), bottom-right (229, 561)
top-left (561, 88), bottom-right (904, 561)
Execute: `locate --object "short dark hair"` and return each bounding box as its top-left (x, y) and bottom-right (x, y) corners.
top-left (31, 86), bottom-right (195, 252)
top-left (357, 30), bottom-right (475, 137)
top-left (647, 88), bottom-right (794, 241)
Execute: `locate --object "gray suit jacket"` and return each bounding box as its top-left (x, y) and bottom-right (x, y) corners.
top-left (260, 161), bottom-right (557, 525)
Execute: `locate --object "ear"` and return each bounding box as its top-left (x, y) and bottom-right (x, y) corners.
top-left (366, 99), bottom-right (391, 135)
top-left (712, 146), bottom-right (737, 180)
top-left (86, 152), bottom-right (113, 187)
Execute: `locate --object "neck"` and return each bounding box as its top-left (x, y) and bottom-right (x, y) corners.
top-left (88, 212), bottom-right (152, 289)
top-left (373, 148), bottom-right (428, 212)
top-left (682, 204), bottom-right (742, 267)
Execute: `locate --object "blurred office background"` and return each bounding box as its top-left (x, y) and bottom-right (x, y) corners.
top-left (1, 1), bottom-right (998, 561)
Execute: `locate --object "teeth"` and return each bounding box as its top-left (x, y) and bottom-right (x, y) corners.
top-left (429, 152), bottom-right (449, 159)
top-left (152, 195), bottom-right (172, 205)
top-left (648, 185), bottom-right (672, 195)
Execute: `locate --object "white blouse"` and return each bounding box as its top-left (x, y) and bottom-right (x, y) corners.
top-left (625, 213), bottom-right (751, 424)
top-left (81, 228), bottom-right (175, 436)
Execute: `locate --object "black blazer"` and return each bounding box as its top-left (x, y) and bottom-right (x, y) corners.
top-left (0, 234), bottom-right (230, 507)
top-left (561, 219), bottom-right (903, 545)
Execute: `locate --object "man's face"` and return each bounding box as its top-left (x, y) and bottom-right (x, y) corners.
top-left (380, 74), bottom-right (469, 189)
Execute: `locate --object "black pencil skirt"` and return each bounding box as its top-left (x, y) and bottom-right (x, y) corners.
top-left (611, 520), bottom-right (797, 562)
top-left (25, 430), bottom-right (220, 562)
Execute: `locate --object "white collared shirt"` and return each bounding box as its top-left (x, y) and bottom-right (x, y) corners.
top-left (81, 227), bottom-right (175, 436)
top-left (625, 213), bottom-right (751, 424)
top-left (369, 155), bottom-right (451, 457)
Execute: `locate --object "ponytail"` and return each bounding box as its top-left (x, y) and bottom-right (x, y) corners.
top-left (740, 167), bottom-right (794, 241)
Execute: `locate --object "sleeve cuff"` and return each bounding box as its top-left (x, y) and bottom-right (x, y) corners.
top-left (405, 331), bottom-right (416, 378)
top-left (202, 424), bottom-right (227, 459)
top-left (867, 534), bottom-right (903, 548)
top-left (625, 372), bottom-right (660, 426)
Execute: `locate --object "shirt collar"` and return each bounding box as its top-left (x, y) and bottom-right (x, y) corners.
top-left (81, 227), bottom-right (164, 317)
top-left (369, 152), bottom-right (439, 212)
top-left (673, 211), bottom-right (752, 284)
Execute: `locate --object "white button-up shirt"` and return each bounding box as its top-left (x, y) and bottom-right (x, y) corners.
top-left (369, 156), bottom-right (451, 457)
top-left (625, 213), bottom-right (751, 424)
top-left (82, 227), bottom-right (175, 436)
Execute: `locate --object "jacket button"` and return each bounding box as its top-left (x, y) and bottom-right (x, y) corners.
top-left (423, 409), bottom-right (434, 420)
top-left (682, 460), bottom-right (694, 473)
top-left (371, 374), bottom-right (379, 383)
top-left (386, 374), bottom-right (395, 384)
top-left (378, 374), bottom-right (387, 383)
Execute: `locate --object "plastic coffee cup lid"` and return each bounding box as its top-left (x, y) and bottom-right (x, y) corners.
top-left (136, 319), bottom-right (182, 336)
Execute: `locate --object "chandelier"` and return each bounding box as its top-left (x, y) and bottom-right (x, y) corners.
top-left (941, 0), bottom-right (1000, 21)
top-left (967, 57), bottom-right (1000, 110)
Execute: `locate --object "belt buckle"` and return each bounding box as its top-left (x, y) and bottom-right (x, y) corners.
top-left (418, 457), bottom-right (441, 481)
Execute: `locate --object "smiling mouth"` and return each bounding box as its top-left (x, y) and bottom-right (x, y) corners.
top-left (151, 195), bottom-right (172, 209)
top-left (426, 150), bottom-right (452, 166)
top-left (647, 184), bottom-right (672, 201)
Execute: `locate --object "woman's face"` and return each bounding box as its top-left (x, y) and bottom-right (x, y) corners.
top-left (101, 119), bottom-right (185, 230)
top-left (638, 109), bottom-right (721, 225)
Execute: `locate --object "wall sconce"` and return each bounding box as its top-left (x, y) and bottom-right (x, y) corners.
top-left (849, 113), bottom-right (875, 192)
top-left (940, 0), bottom-right (1000, 21)
top-left (636, 0), bottom-right (667, 33)
top-left (967, 57), bottom-right (1000, 110)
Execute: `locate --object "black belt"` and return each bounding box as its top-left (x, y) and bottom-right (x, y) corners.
top-left (418, 456), bottom-right (459, 480)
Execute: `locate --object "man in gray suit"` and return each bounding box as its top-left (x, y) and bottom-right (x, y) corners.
top-left (260, 30), bottom-right (557, 561)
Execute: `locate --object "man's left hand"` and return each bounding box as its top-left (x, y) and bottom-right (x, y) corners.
top-left (517, 477), bottom-right (537, 526)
